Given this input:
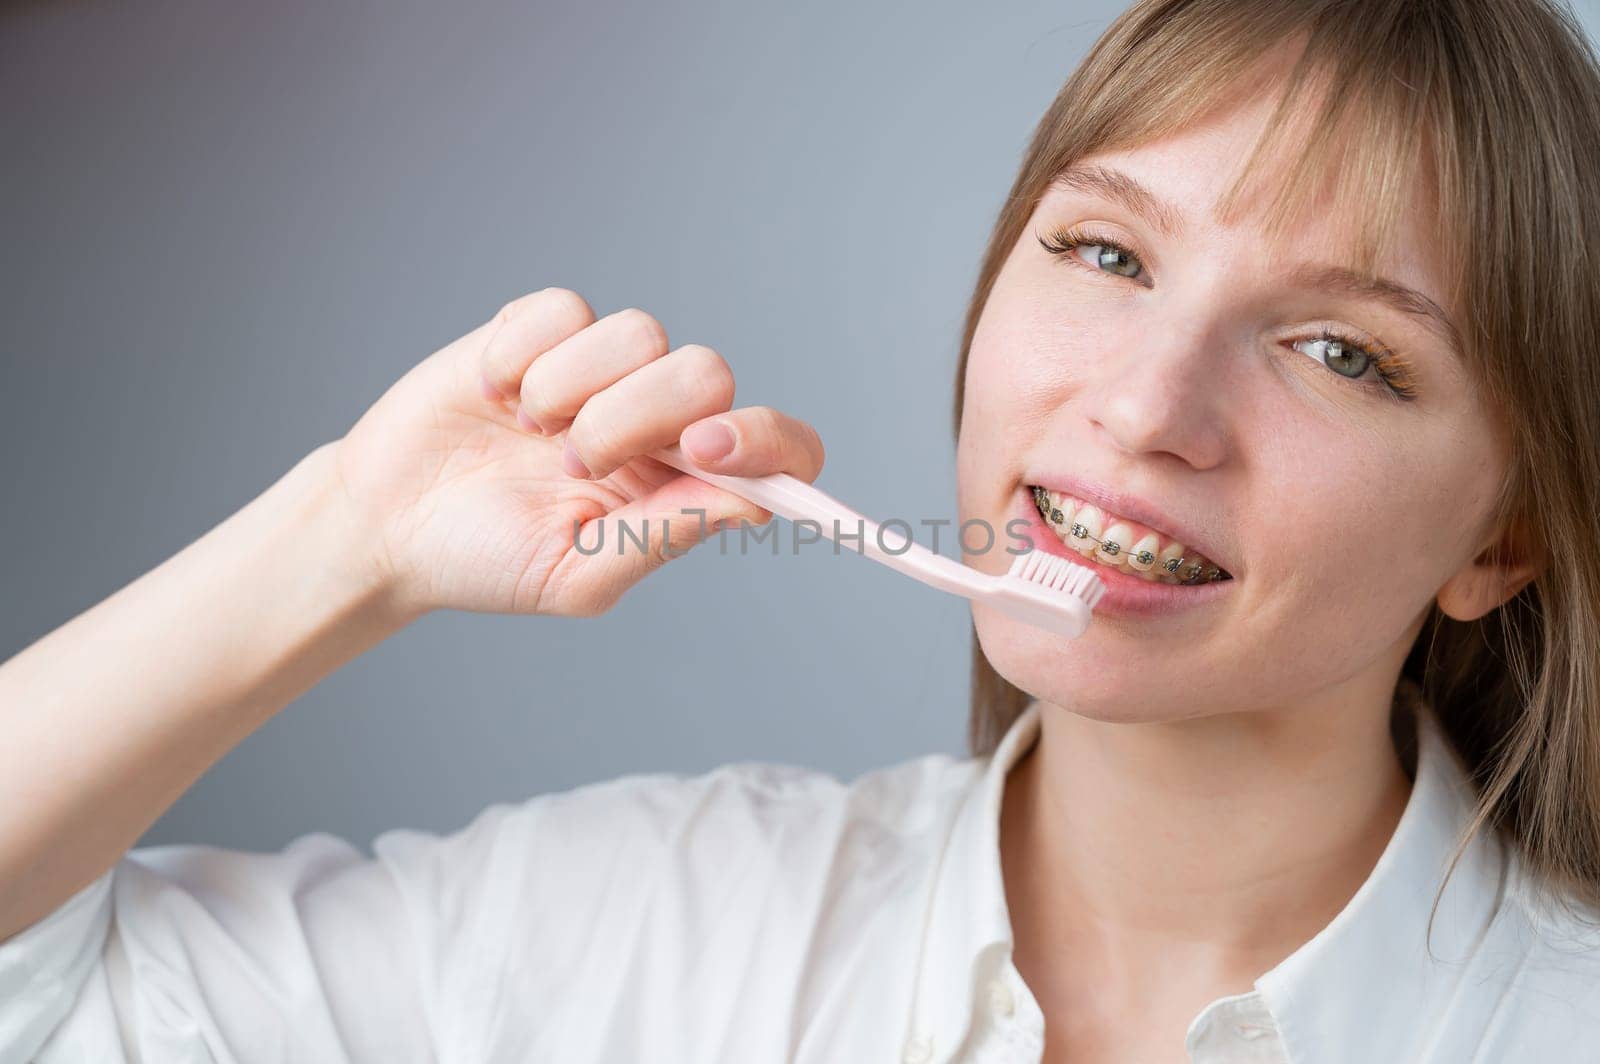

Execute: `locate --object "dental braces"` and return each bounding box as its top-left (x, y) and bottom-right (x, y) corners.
top-left (1031, 486), bottom-right (1228, 584)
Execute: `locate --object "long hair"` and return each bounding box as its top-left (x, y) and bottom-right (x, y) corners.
top-left (953, 0), bottom-right (1600, 910)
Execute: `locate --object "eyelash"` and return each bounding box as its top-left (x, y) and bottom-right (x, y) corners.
top-left (1036, 223), bottom-right (1419, 403)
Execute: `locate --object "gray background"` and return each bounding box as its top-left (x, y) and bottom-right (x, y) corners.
top-left (4, 0), bottom-right (1598, 853)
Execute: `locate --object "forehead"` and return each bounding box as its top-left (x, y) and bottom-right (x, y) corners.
top-left (1075, 99), bottom-right (1427, 256)
top-left (1044, 89), bottom-right (1444, 292)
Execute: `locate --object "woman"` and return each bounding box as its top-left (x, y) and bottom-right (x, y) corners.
top-left (4, 0), bottom-right (1599, 1060)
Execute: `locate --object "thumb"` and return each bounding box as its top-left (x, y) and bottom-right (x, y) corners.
top-left (569, 475), bottom-right (771, 610)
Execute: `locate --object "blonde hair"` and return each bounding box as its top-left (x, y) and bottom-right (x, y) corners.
top-left (953, 0), bottom-right (1600, 910)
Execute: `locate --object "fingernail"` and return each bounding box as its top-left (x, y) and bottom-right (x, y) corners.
top-left (516, 407), bottom-right (542, 433)
top-left (682, 420), bottom-right (735, 462)
top-left (561, 439), bottom-right (591, 479)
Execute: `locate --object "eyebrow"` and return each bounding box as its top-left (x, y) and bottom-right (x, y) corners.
top-left (1047, 163), bottom-right (1463, 354)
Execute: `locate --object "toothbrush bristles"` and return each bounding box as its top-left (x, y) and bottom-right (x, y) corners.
top-left (1008, 550), bottom-right (1107, 608)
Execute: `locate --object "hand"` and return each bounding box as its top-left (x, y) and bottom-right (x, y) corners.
top-left (329, 288), bottom-right (826, 617)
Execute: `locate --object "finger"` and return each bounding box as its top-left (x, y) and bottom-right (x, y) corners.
top-left (678, 405), bottom-right (826, 484)
top-left (516, 307), bottom-right (670, 434)
top-left (561, 343), bottom-right (735, 481)
top-left (477, 287), bottom-right (597, 401)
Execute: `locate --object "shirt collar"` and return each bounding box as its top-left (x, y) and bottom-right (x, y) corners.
top-left (905, 677), bottom-right (1511, 1064)
top-left (906, 691), bottom-right (1043, 1061)
top-left (1252, 678), bottom-right (1511, 1063)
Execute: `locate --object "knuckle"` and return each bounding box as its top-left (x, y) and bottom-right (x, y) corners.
top-left (677, 344), bottom-right (735, 405)
top-left (800, 419), bottom-right (826, 468)
top-left (482, 324), bottom-right (522, 383)
top-left (492, 299), bottom-right (522, 326)
top-left (518, 375), bottom-right (551, 420)
top-left (745, 405), bottom-right (782, 454)
top-left (536, 287), bottom-right (597, 332)
top-left (480, 347), bottom-right (511, 386)
top-left (615, 307), bottom-right (669, 355)
top-left (569, 410), bottom-right (620, 469)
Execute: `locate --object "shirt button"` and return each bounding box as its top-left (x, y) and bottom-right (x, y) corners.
top-left (988, 978), bottom-right (1015, 1018)
top-left (902, 1034), bottom-right (934, 1063)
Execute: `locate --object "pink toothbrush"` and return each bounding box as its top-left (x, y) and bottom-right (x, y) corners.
top-left (649, 443), bottom-right (1105, 638)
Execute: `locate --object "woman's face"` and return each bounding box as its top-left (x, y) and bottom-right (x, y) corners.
top-left (957, 84), bottom-right (1515, 722)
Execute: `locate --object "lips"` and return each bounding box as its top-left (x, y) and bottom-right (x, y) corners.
top-left (1024, 474), bottom-right (1236, 579)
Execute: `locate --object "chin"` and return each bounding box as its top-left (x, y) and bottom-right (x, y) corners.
top-left (971, 600), bottom-right (1206, 725)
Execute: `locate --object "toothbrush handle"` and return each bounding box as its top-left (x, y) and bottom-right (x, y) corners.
top-left (648, 443), bottom-right (989, 598)
top-left (650, 443), bottom-right (872, 532)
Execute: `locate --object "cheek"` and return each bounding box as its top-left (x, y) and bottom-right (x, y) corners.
top-left (955, 280), bottom-right (1085, 503)
top-left (1233, 423), bottom-right (1487, 696)
top-left (956, 308), bottom-right (1024, 521)
top-left (959, 265), bottom-right (1153, 471)
top-left (953, 315), bottom-right (1056, 531)
top-left (972, 276), bottom-right (1106, 404)
top-left (1251, 422), bottom-right (1479, 598)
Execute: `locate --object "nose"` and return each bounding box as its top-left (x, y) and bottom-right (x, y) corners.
top-left (1080, 310), bottom-right (1230, 471)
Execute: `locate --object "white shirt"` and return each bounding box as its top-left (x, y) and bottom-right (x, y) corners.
top-left (4, 680), bottom-right (1600, 1063)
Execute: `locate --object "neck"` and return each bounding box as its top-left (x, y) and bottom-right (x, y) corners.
top-left (1002, 672), bottom-right (1415, 1005)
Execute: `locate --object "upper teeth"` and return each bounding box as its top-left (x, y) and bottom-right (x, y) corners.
top-left (1030, 486), bottom-right (1229, 585)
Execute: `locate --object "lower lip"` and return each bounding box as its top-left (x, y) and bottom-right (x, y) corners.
top-left (1010, 487), bottom-right (1238, 619)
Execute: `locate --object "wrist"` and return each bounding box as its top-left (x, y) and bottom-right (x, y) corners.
top-left (279, 441), bottom-right (428, 633)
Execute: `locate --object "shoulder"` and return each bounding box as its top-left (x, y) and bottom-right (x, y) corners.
top-left (412, 748), bottom-right (988, 1053)
top-left (466, 746), bottom-right (985, 876)
top-left (363, 745), bottom-right (986, 929)
top-left (1478, 860), bottom-right (1600, 1053)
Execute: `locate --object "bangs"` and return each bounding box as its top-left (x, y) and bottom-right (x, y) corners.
top-left (1041, 0), bottom-right (1461, 313)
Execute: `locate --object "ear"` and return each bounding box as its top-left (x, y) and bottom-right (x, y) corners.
top-left (1436, 519), bottom-right (1543, 622)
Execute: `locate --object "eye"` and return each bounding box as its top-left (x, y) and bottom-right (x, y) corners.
top-left (1289, 328), bottom-right (1417, 402)
top-left (1037, 224), bottom-right (1148, 283)
top-left (1038, 222), bottom-right (1420, 402)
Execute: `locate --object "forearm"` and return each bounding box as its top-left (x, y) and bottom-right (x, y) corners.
top-left (0, 441), bottom-right (420, 942)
